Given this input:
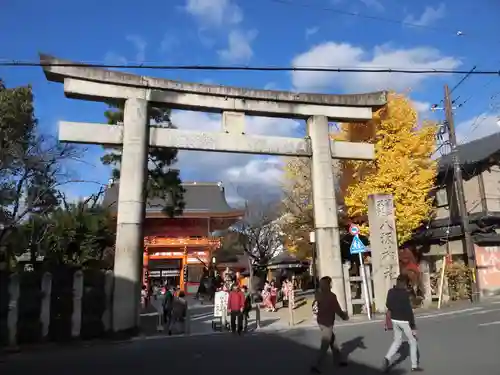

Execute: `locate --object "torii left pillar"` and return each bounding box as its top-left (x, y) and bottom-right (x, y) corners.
top-left (112, 98), bottom-right (149, 334)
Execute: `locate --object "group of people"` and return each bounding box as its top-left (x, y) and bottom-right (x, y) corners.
top-left (226, 283), bottom-right (252, 334)
top-left (261, 278), bottom-right (294, 312)
top-left (142, 284), bottom-right (188, 335)
top-left (196, 267), bottom-right (245, 303)
top-left (146, 268), bottom-right (421, 372)
top-left (311, 273), bottom-right (422, 373)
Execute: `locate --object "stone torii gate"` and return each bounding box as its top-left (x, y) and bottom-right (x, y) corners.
top-left (40, 53), bottom-right (387, 333)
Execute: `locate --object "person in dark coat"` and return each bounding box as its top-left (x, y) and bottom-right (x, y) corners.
top-left (383, 274), bottom-right (422, 372)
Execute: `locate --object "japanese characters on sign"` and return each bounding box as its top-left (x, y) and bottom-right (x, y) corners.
top-left (367, 193), bottom-right (400, 310)
top-left (476, 246), bottom-right (500, 289)
top-left (374, 196), bottom-right (398, 279)
top-left (375, 196), bottom-right (394, 218)
top-left (213, 290), bottom-right (229, 318)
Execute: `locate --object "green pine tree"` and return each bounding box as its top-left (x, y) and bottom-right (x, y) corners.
top-left (101, 104), bottom-right (184, 217)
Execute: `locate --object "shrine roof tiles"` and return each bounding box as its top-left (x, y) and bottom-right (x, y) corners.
top-left (102, 182), bottom-right (243, 216)
top-left (438, 132), bottom-right (500, 177)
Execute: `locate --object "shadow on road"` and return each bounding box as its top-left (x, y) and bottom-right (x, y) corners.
top-left (247, 318), bottom-right (280, 331)
top-left (1, 330), bottom-right (406, 375)
top-left (391, 342), bottom-right (421, 369)
top-left (340, 335), bottom-right (367, 359)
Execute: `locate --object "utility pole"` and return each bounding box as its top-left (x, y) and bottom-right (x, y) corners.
top-left (443, 84), bottom-right (480, 302)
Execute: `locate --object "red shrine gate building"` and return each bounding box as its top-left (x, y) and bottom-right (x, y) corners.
top-left (103, 182), bottom-right (244, 294)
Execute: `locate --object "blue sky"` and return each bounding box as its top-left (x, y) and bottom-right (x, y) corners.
top-left (1, 0), bottom-right (500, 203)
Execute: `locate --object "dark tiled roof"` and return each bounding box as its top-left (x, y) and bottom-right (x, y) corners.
top-left (268, 253), bottom-right (301, 266)
top-left (438, 132), bottom-right (500, 175)
top-left (102, 182), bottom-right (242, 215)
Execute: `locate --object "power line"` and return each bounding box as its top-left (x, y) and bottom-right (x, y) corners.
top-left (266, 0), bottom-right (492, 42)
top-left (456, 71), bottom-right (500, 109)
top-left (450, 66), bottom-right (476, 97)
top-left (432, 66), bottom-right (477, 109)
top-left (459, 103), bottom-right (500, 145)
top-left (1, 60), bottom-right (500, 75)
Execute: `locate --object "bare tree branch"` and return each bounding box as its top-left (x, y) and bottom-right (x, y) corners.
top-left (230, 191), bottom-right (283, 271)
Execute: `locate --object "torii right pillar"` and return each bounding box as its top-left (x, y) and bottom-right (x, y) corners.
top-left (308, 115), bottom-right (347, 309)
top-left (367, 193), bottom-right (400, 313)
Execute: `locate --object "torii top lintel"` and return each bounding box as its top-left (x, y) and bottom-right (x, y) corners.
top-left (39, 53), bottom-right (388, 109)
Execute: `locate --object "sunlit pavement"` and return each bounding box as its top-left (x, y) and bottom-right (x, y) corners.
top-left (3, 299), bottom-right (500, 374)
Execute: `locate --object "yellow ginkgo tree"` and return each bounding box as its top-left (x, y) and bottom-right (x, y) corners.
top-left (281, 92), bottom-right (438, 250)
top-left (281, 158), bottom-right (315, 259)
top-left (341, 92), bottom-right (438, 245)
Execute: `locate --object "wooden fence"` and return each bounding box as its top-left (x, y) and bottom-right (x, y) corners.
top-left (0, 269), bottom-right (114, 348)
top-left (343, 263), bottom-right (374, 316)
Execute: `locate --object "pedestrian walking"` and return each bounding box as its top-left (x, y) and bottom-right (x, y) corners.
top-left (241, 285), bottom-right (252, 332)
top-left (163, 284), bottom-right (174, 327)
top-left (152, 286), bottom-right (165, 332)
top-left (311, 276), bottom-right (349, 374)
top-left (227, 284), bottom-right (245, 335)
top-left (169, 290), bottom-right (187, 335)
top-left (383, 274), bottom-right (422, 372)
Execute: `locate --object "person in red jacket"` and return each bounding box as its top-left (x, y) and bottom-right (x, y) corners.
top-left (227, 284), bottom-right (245, 335)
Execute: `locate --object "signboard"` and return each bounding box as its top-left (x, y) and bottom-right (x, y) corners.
top-left (350, 235), bottom-right (366, 255)
top-left (349, 224), bottom-right (360, 236)
top-left (149, 270), bottom-right (161, 277)
top-left (350, 232), bottom-right (371, 320)
top-left (161, 269), bottom-right (180, 277)
top-left (213, 291), bottom-right (229, 318)
top-left (309, 231), bottom-right (315, 243)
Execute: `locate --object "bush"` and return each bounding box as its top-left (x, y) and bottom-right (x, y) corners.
top-left (81, 269), bottom-right (106, 339)
top-left (17, 272), bottom-right (42, 344)
top-left (430, 272), bottom-right (439, 300)
top-left (445, 261), bottom-right (472, 301)
top-left (49, 267), bottom-right (75, 342)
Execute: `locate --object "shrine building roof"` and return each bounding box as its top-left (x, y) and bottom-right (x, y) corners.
top-left (438, 132), bottom-right (500, 178)
top-left (102, 181), bottom-right (244, 218)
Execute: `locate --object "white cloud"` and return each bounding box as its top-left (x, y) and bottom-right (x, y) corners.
top-left (404, 4), bottom-right (446, 27)
top-left (184, 0), bottom-right (242, 27)
top-left (197, 29), bottom-right (216, 48)
top-left (264, 82), bottom-right (277, 90)
top-left (305, 26), bottom-right (319, 38)
top-left (103, 35), bottom-right (147, 65)
top-left (360, 0), bottom-right (384, 12)
top-left (104, 51), bottom-right (127, 65)
top-left (126, 35), bottom-right (147, 63)
top-left (412, 100), bottom-right (431, 114)
top-left (291, 42), bottom-right (461, 92)
top-left (218, 29), bottom-right (257, 63)
top-left (456, 113), bottom-right (500, 144)
top-left (160, 34), bottom-right (178, 53)
top-left (226, 157), bottom-right (284, 186)
top-left (170, 110), bottom-right (302, 201)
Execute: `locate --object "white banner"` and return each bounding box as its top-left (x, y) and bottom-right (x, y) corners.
top-left (213, 291), bottom-right (229, 318)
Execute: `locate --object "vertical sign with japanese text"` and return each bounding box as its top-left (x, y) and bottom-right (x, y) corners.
top-left (367, 194), bottom-right (400, 312)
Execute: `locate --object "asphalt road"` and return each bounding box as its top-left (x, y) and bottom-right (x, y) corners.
top-left (3, 299), bottom-right (500, 374)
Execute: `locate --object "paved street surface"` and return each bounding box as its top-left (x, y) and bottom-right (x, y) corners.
top-left (3, 299), bottom-right (500, 374)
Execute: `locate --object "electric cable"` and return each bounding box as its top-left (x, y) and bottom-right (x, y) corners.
top-left (1, 60), bottom-right (500, 75)
top-left (265, 0), bottom-right (493, 43)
